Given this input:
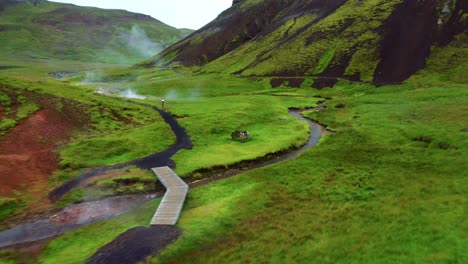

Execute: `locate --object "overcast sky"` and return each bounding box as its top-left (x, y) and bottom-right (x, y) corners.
top-left (50, 0), bottom-right (233, 29)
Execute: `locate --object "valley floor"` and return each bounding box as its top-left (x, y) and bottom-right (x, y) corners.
top-left (0, 67), bottom-right (466, 263)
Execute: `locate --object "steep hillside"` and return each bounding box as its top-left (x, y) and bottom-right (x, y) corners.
top-left (151, 0), bottom-right (467, 86)
top-left (0, 0), bottom-right (192, 65)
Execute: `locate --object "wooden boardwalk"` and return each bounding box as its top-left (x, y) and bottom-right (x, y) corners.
top-left (150, 167), bottom-right (188, 225)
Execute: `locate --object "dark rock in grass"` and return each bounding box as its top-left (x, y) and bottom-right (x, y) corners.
top-left (412, 136), bottom-right (432, 143)
top-left (166, 159), bottom-right (176, 169)
top-left (0, 66), bottom-right (22, 70)
top-left (462, 128), bottom-right (468, 132)
top-left (231, 130), bottom-right (250, 142)
top-left (87, 226), bottom-right (180, 264)
top-left (335, 103), bottom-right (346, 109)
top-left (270, 78), bottom-right (285, 88)
top-left (438, 142), bottom-right (457, 150)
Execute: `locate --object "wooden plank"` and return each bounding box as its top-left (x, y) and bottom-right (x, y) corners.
top-left (150, 166), bottom-right (188, 225)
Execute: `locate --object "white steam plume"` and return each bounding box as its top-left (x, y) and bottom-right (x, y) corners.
top-left (120, 25), bottom-right (164, 58)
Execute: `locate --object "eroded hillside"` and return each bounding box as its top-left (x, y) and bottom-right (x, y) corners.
top-left (151, 0), bottom-right (467, 86)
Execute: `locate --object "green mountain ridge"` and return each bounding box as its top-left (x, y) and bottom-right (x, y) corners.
top-left (0, 0), bottom-right (193, 65)
top-left (151, 0), bottom-right (467, 87)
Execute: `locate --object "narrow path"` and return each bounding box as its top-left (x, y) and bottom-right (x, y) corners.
top-left (48, 108), bottom-right (192, 202)
top-left (150, 167), bottom-right (188, 225)
top-left (86, 226), bottom-right (180, 264)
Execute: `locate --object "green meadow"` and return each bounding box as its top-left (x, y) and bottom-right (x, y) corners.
top-left (21, 66), bottom-right (465, 263)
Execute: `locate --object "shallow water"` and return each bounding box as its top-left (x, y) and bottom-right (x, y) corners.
top-left (0, 195), bottom-right (152, 248)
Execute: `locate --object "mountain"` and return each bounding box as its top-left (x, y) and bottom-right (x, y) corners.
top-left (0, 0), bottom-right (193, 64)
top-left (151, 0), bottom-right (467, 86)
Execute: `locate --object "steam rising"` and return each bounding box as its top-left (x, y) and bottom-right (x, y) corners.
top-left (120, 88), bottom-right (147, 99)
top-left (120, 25), bottom-right (164, 58)
top-left (164, 87), bottom-right (201, 101)
top-left (82, 70), bottom-right (102, 84)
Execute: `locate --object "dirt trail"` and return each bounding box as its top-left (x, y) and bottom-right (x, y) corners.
top-left (86, 226), bottom-right (180, 264)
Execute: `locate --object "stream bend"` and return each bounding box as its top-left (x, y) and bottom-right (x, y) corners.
top-left (48, 108), bottom-right (192, 202)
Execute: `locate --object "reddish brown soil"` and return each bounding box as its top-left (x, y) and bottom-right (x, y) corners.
top-left (0, 108), bottom-right (77, 209)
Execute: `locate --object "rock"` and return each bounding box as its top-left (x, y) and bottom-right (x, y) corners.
top-left (232, 0), bottom-right (243, 5)
top-left (335, 103), bottom-right (346, 108)
top-left (231, 130), bottom-right (250, 142)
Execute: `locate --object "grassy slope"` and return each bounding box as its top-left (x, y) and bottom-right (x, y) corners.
top-left (205, 0), bottom-right (400, 81)
top-left (0, 0), bottom-right (192, 65)
top-left (0, 73), bottom-right (174, 221)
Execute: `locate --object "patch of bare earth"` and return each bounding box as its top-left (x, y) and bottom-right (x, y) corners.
top-left (0, 108), bottom-right (78, 211)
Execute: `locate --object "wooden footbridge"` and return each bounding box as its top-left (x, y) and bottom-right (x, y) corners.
top-left (150, 167), bottom-right (188, 225)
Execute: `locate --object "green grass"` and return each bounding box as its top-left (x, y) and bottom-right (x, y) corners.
top-left (59, 122), bottom-right (173, 168)
top-left (55, 167), bottom-right (157, 207)
top-left (35, 80), bottom-right (467, 264)
top-left (71, 70), bottom-right (322, 176)
top-left (17, 61), bottom-right (462, 264)
top-left (39, 199), bottom-right (160, 264)
top-left (169, 94), bottom-right (318, 176)
top-left (0, 87), bottom-right (39, 135)
top-left (0, 198), bottom-right (21, 223)
top-left (314, 48), bottom-right (336, 74)
top-left (144, 82), bottom-right (466, 263)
